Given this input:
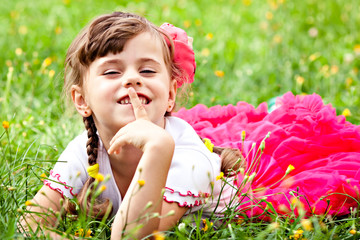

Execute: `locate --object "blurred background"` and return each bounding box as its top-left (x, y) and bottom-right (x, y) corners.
top-left (0, 0), bottom-right (360, 236)
top-left (1, 0), bottom-right (360, 149)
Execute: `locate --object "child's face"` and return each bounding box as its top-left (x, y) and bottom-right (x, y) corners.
top-left (78, 32), bottom-right (177, 136)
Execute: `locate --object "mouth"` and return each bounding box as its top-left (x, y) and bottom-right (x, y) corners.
top-left (117, 94), bottom-right (151, 105)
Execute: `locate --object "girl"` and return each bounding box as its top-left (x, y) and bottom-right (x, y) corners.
top-left (21, 10), bottom-right (360, 239)
top-left (21, 11), bottom-right (238, 239)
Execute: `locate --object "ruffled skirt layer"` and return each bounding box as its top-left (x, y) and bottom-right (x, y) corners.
top-left (174, 92), bottom-right (360, 217)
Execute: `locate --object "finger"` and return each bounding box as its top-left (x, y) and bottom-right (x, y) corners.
top-left (108, 133), bottom-right (126, 154)
top-left (109, 130), bottom-right (122, 148)
top-left (128, 87), bottom-right (149, 120)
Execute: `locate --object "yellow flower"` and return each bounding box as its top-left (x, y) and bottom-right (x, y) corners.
top-left (48, 70), bottom-right (55, 78)
top-left (216, 172), bottom-right (224, 181)
top-left (268, 221), bottom-right (279, 230)
top-left (183, 20), bottom-right (191, 28)
top-left (269, 0), bottom-right (278, 9)
top-left (354, 44), bottom-right (360, 55)
top-left (5, 60), bottom-right (12, 67)
top-left (291, 197), bottom-right (304, 209)
top-left (205, 33), bottom-right (213, 40)
top-left (75, 228), bottom-right (92, 237)
top-left (241, 130), bottom-right (246, 141)
top-left (236, 218), bottom-right (244, 225)
top-left (18, 25), bottom-right (28, 35)
top-left (201, 48), bottom-right (210, 57)
top-left (138, 179), bottom-right (145, 187)
top-left (10, 10), bottom-right (19, 19)
top-left (55, 26), bottom-right (62, 35)
top-left (152, 230), bottom-right (165, 240)
top-left (345, 77), bottom-right (353, 88)
top-left (290, 229), bottom-right (304, 240)
top-left (95, 173), bottom-right (104, 182)
top-left (273, 35), bottom-right (282, 44)
top-left (42, 57), bottom-right (52, 67)
top-left (296, 76), bottom-right (305, 85)
top-left (201, 219), bottom-right (213, 231)
top-left (25, 200), bottom-right (34, 206)
top-left (87, 163), bottom-right (99, 178)
top-left (260, 140), bottom-right (265, 151)
top-left (349, 229), bottom-right (356, 235)
top-left (99, 185), bottom-right (107, 192)
top-left (214, 70), bottom-right (225, 77)
top-left (278, 204), bottom-right (290, 213)
top-left (266, 11), bottom-right (273, 20)
top-left (203, 138), bottom-right (214, 152)
top-left (330, 65), bottom-right (339, 74)
top-left (309, 52), bottom-right (320, 62)
top-left (15, 48), bottom-right (23, 56)
top-left (2, 121), bottom-right (9, 129)
top-left (301, 219), bottom-right (313, 231)
top-left (242, 0), bottom-right (252, 6)
top-left (195, 19), bottom-right (202, 26)
top-left (40, 173), bottom-right (47, 181)
top-left (342, 108), bottom-right (351, 117)
top-left (286, 164), bottom-right (295, 174)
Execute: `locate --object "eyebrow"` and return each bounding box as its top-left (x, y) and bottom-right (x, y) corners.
top-left (97, 57), bottom-right (162, 69)
top-left (97, 59), bottom-right (122, 68)
top-left (138, 58), bottom-right (162, 66)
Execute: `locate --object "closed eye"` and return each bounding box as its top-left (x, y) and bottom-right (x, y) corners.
top-left (140, 69), bottom-right (156, 74)
top-left (103, 70), bottom-right (120, 75)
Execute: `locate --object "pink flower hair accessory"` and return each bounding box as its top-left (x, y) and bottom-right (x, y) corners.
top-left (160, 23), bottom-right (196, 87)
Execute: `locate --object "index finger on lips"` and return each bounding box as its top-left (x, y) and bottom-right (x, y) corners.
top-left (128, 87), bottom-right (149, 120)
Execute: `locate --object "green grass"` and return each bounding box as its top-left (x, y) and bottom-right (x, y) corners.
top-left (1, 0), bottom-right (360, 239)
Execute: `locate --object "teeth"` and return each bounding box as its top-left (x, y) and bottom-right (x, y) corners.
top-left (119, 96), bottom-right (148, 105)
top-left (120, 97), bottom-right (130, 104)
top-left (140, 97), bottom-right (147, 104)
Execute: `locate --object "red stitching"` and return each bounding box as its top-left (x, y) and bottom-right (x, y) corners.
top-left (44, 170), bottom-right (77, 197)
top-left (163, 188), bottom-right (209, 208)
top-left (165, 187), bottom-right (209, 198)
top-left (43, 180), bottom-right (65, 198)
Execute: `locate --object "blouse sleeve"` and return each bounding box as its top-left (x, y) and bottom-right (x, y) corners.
top-left (163, 146), bottom-right (220, 208)
top-left (43, 132), bottom-right (88, 198)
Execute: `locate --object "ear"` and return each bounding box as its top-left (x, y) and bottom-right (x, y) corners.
top-left (71, 85), bottom-right (92, 117)
top-left (167, 79), bottom-right (177, 112)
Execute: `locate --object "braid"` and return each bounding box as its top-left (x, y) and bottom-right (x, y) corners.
top-left (83, 116), bottom-right (99, 167)
top-left (65, 115), bottom-right (112, 219)
top-left (201, 137), bottom-right (246, 176)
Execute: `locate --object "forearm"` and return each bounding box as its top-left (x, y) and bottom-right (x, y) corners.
top-left (18, 185), bottom-right (63, 237)
top-left (111, 142), bottom-right (174, 239)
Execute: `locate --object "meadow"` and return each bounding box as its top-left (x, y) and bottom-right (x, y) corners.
top-left (1, 0), bottom-right (360, 239)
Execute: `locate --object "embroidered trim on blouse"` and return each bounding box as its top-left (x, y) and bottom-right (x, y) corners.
top-left (163, 187), bottom-right (210, 207)
top-left (165, 187), bottom-right (210, 198)
top-left (43, 170), bottom-right (76, 198)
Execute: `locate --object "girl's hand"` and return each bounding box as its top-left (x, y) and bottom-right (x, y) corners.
top-left (109, 88), bottom-right (176, 239)
top-left (107, 87), bottom-right (173, 154)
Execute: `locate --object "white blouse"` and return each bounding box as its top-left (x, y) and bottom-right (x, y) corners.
top-left (44, 116), bottom-right (235, 218)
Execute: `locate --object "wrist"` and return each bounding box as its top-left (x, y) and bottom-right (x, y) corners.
top-left (144, 132), bottom-right (175, 155)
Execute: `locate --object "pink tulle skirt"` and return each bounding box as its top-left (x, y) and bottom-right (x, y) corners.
top-left (174, 92), bottom-right (360, 217)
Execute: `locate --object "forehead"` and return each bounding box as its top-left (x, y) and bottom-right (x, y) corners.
top-left (88, 31), bottom-right (168, 69)
top-left (122, 31), bottom-right (166, 60)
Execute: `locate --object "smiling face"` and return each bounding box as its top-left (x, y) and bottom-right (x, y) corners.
top-left (72, 32), bottom-right (177, 138)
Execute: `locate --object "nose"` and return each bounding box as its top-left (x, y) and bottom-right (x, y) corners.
top-left (122, 70), bottom-right (143, 87)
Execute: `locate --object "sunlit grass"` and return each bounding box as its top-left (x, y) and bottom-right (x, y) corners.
top-left (1, 0), bottom-right (360, 239)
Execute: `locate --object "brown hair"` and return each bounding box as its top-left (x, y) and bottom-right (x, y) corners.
top-left (200, 138), bottom-right (246, 176)
top-left (63, 12), bottom-right (182, 219)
